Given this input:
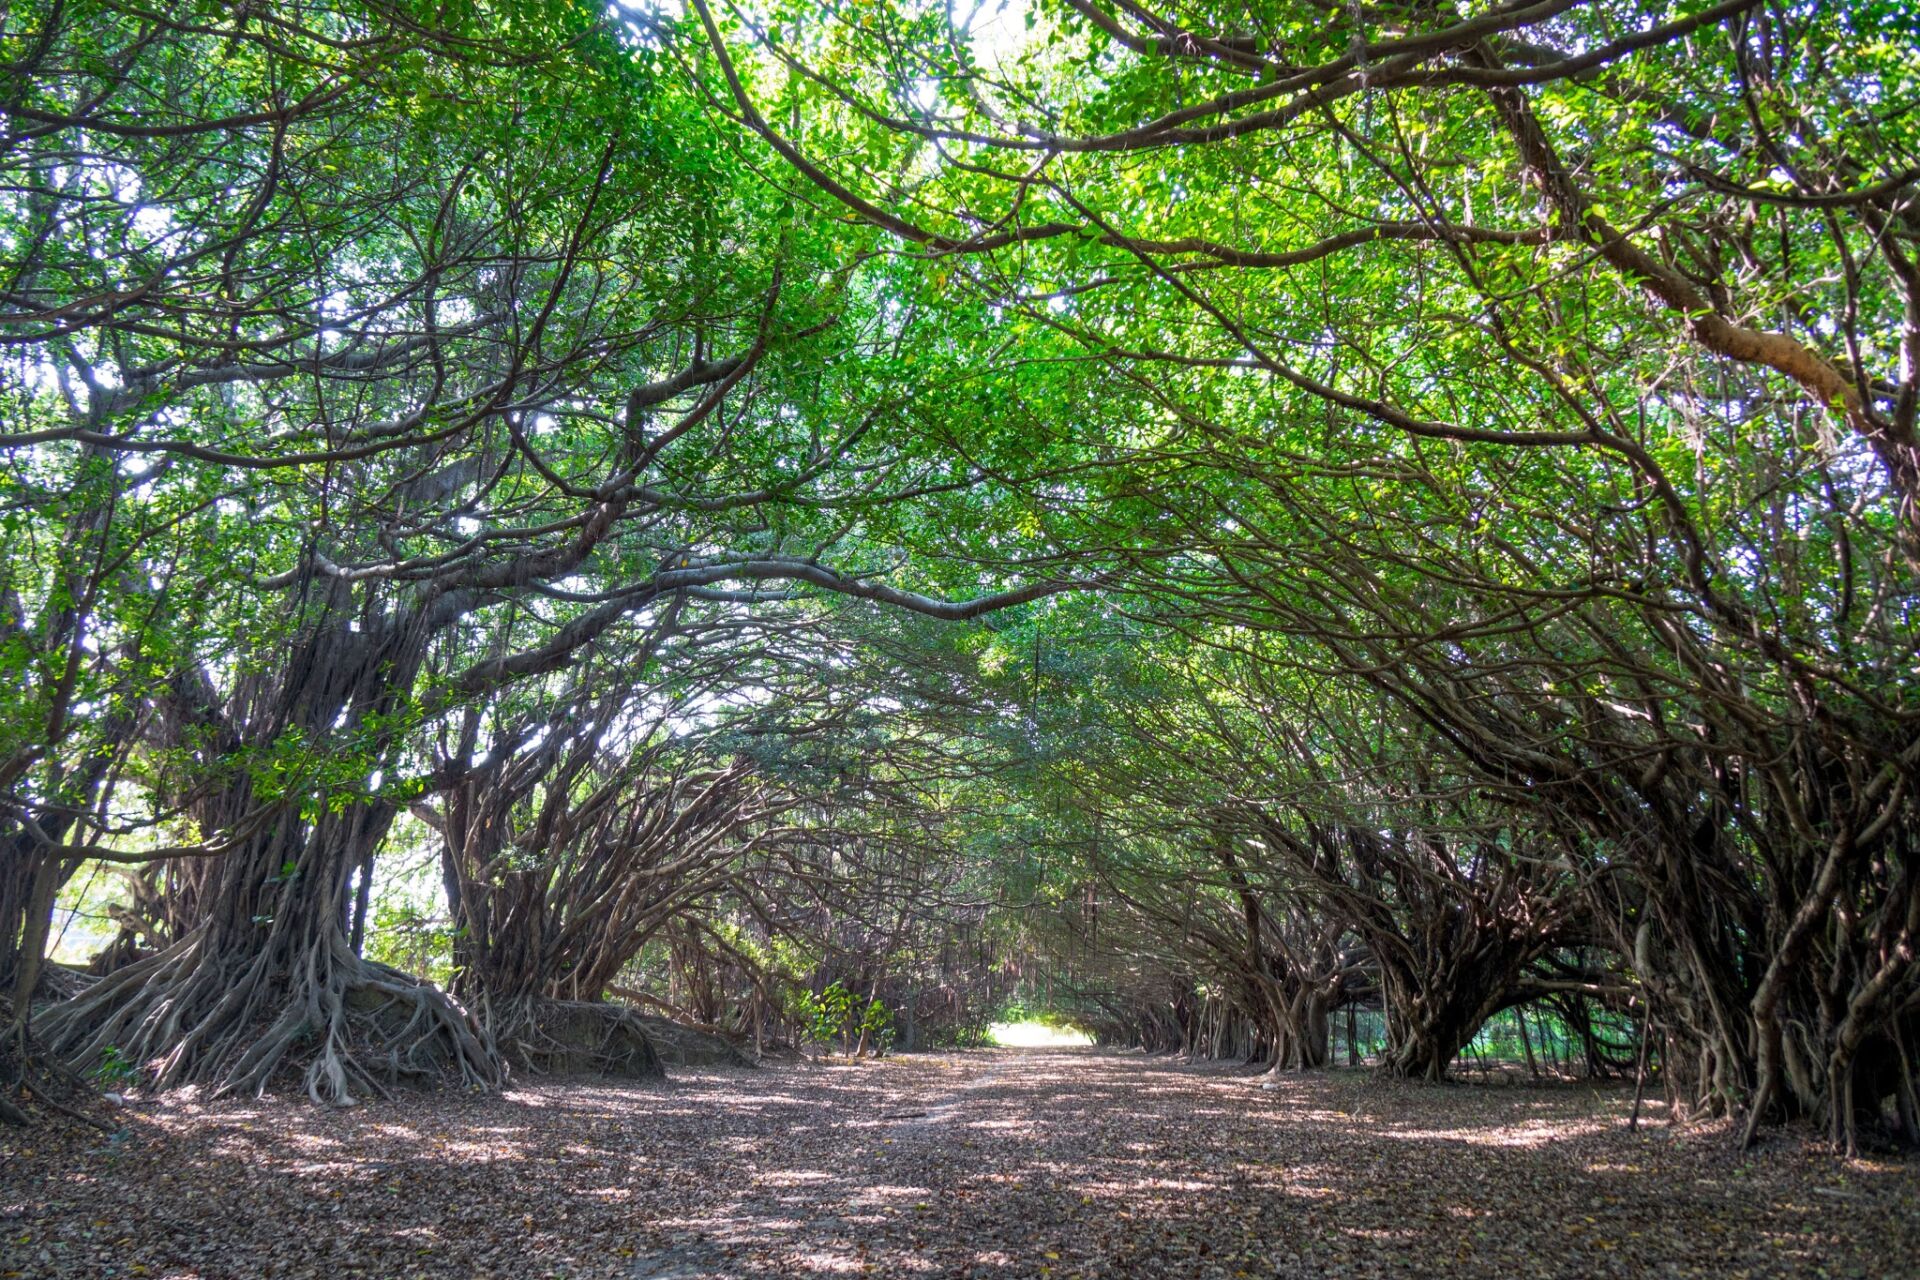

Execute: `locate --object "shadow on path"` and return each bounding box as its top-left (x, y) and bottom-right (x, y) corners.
top-left (6, 1048), bottom-right (1916, 1279)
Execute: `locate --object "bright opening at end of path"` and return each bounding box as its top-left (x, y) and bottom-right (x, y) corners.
top-left (986, 1020), bottom-right (1092, 1048)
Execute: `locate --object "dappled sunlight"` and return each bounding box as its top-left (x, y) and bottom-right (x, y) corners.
top-left (963, 1117), bottom-right (1040, 1134)
top-left (754, 1169), bottom-right (835, 1187)
top-left (1379, 1117), bottom-right (1616, 1148)
top-left (16, 1049), bottom-right (1919, 1280)
top-left (846, 1183), bottom-right (936, 1211)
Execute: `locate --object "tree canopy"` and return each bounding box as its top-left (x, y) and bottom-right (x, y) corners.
top-left (3, 0), bottom-right (1916, 1155)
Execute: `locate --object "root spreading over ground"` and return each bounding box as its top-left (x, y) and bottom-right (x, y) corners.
top-left (3, 1049), bottom-right (1915, 1279)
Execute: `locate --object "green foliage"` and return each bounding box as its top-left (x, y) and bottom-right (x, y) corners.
top-left (91, 1045), bottom-right (142, 1090)
top-left (2, 0), bottom-right (1913, 1141)
top-left (791, 982), bottom-right (895, 1057)
top-left (365, 903), bottom-right (457, 988)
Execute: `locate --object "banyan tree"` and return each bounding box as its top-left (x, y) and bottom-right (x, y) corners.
top-left (3, 0), bottom-right (1916, 1162)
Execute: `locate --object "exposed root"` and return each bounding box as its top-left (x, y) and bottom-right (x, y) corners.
top-left (33, 926), bottom-right (504, 1104)
top-left (480, 996), bottom-right (666, 1079)
top-left (2, 996), bottom-right (117, 1130)
top-left (628, 1011), bottom-right (753, 1069)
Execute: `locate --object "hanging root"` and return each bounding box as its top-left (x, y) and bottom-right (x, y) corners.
top-left (33, 927), bottom-right (505, 1105)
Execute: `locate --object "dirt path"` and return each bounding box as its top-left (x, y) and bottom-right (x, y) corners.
top-left (4, 1049), bottom-right (1916, 1279)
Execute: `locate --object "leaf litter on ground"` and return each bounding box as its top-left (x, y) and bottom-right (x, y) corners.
top-left (3, 1048), bottom-right (1916, 1279)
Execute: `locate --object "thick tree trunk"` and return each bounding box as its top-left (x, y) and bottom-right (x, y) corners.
top-left (37, 799), bottom-right (501, 1103)
top-left (36, 607), bottom-right (504, 1103)
top-left (1376, 942), bottom-right (1528, 1083)
top-left (0, 842), bottom-right (30, 999)
top-left (1383, 1011), bottom-right (1475, 1083)
top-left (1301, 987), bottom-right (1331, 1069)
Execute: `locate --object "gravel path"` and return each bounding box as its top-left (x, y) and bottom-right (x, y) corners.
top-left (3, 1049), bottom-right (1916, 1279)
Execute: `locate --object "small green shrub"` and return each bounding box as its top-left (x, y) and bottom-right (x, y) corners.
top-left (92, 1044), bottom-right (141, 1089)
top-left (791, 982), bottom-right (895, 1058)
